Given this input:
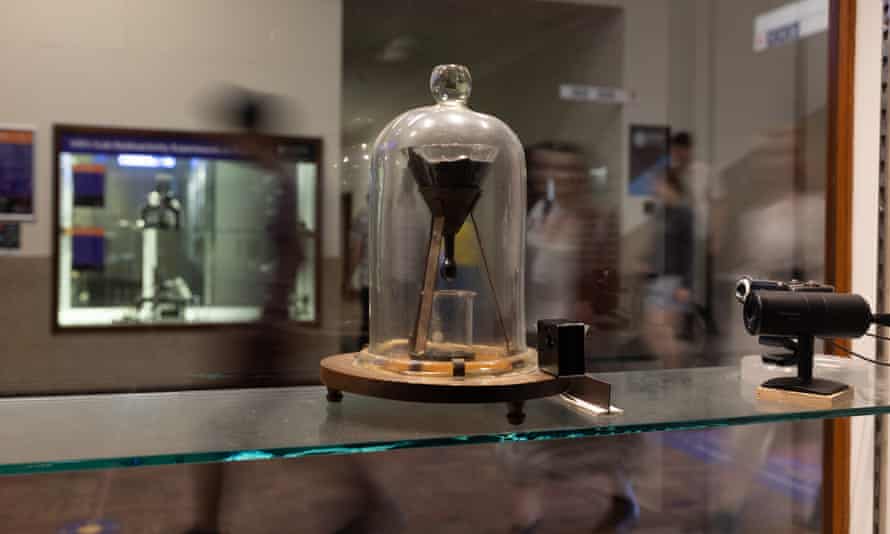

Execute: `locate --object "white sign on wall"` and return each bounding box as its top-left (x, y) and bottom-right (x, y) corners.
top-left (559, 84), bottom-right (631, 104)
top-left (753, 0), bottom-right (828, 52)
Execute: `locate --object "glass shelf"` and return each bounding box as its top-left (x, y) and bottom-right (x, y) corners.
top-left (1, 355), bottom-right (889, 476)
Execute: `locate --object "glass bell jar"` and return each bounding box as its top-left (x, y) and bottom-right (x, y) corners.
top-left (357, 64), bottom-right (534, 378)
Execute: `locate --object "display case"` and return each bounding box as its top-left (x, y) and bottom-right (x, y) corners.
top-left (53, 125), bottom-right (321, 329)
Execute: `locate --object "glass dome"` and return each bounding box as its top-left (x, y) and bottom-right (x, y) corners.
top-left (358, 64), bottom-right (534, 377)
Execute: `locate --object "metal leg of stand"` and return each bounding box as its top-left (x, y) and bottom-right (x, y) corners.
top-left (410, 216), bottom-right (445, 355)
top-left (470, 213), bottom-right (513, 354)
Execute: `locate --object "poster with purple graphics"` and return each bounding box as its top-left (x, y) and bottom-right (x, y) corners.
top-left (0, 127), bottom-right (35, 221)
top-left (628, 124), bottom-right (670, 196)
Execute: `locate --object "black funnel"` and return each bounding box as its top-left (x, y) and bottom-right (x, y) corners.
top-left (406, 144), bottom-right (497, 235)
top-left (406, 144), bottom-right (497, 280)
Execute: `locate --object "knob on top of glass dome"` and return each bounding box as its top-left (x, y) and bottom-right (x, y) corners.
top-left (430, 64), bottom-right (471, 105)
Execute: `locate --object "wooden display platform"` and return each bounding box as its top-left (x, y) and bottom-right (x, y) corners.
top-left (756, 385), bottom-right (854, 408)
top-left (320, 353), bottom-right (569, 424)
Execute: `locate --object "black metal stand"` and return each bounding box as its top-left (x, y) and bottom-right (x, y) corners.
top-left (759, 335), bottom-right (849, 396)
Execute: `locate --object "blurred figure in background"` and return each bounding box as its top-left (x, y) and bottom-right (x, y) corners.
top-left (702, 118), bottom-right (826, 530)
top-left (188, 86), bottom-right (402, 534)
top-left (642, 166), bottom-right (694, 368)
top-left (526, 143), bottom-right (617, 333)
top-left (500, 437), bottom-right (641, 534)
top-left (512, 143), bottom-right (639, 534)
top-left (712, 122), bottom-right (825, 354)
top-left (670, 132), bottom-right (723, 337)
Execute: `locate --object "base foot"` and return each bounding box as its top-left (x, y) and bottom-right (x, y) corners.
top-left (326, 388), bottom-right (343, 402)
top-left (507, 401), bottom-right (526, 425)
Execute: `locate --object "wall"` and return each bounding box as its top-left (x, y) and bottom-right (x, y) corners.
top-left (0, 0), bottom-right (343, 394)
top-left (590, 0), bottom-right (828, 241)
top-left (0, 0), bottom-right (341, 258)
top-left (552, 0), bottom-right (672, 234)
top-left (474, 12), bottom-right (623, 175)
top-left (341, 0), bottom-right (623, 171)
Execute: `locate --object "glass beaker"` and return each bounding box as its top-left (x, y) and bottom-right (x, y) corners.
top-left (426, 289), bottom-right (476, 361)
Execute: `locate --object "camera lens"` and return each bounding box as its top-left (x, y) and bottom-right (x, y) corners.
top-left (743, 292), bottom-right (761, 334)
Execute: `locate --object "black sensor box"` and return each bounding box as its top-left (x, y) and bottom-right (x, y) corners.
top-left (537, 319), bottom-right (587, 378)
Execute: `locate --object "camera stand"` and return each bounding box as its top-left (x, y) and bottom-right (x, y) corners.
top-left (757, 335), bottom-right (852, 405)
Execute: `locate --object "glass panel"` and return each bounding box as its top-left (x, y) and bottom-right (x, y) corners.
top-left (0, 356), bottom-right (879, 476)
top-left (344, 0), bottom-right (830, 370)
top-left (0, 0), bottom-right (848, 532)
top-left (0, 427), bottom-right (821, 532)
top-left (0, 0), bottom-right (837, 398)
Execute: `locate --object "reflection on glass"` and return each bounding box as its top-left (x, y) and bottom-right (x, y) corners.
top-left (335, 0), bottom-right (831, 532)
top-left (342, 0), bottom-right (827, 370)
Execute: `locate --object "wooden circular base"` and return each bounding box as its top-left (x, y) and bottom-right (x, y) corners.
top-left (320, 353), bottom-right (566, 424)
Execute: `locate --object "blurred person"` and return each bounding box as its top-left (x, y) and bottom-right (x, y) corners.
top-left (500, 436), bottom-right (642, 534)
top-left (526, 186), bottom-right (592, 326)
top-left (642, 168), bottom-right (694, 368)
top-left (186, 86), bottom-right (303, 534)
top-left (187, 87), bottom-right (402, 534)
top-left (669, 132), bottom-right (724, 337)
top-left (512, 144), bottom-right (640, 533)
top-left (669, 131), bottom-right (719, 249)
top-left (526, 143), bottom-right (606, 330)
top-left (702, 119), bottom-right (826, 531)
top-left (713, 123), bottom-right (824, 354)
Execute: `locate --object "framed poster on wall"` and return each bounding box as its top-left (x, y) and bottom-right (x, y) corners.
top-left (0, 125), bottom-right (35, 221)
top-left (628, 124), bottom-right (670, 196)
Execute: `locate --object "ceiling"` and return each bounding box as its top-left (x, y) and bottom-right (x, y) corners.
top-left (342, 0), bottom-right (620, 144)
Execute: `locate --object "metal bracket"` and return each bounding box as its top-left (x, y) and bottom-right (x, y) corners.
top-left (559, 375), bottom-right (619, 415)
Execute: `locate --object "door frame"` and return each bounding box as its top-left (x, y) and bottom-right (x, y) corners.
top-left (824, 1), bottom-right (857, 533)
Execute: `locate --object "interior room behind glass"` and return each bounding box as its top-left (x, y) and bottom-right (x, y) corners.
top-left (341, 0), bottom-right (828, 372)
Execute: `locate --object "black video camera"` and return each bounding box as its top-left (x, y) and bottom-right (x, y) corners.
top-left (735, 276), bottom-right (873, 397)
top-left (735, 277), bottom-right (870, 339)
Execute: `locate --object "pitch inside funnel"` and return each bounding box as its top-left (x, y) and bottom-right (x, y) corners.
top-left (406, 143), bottom-right (498, 280)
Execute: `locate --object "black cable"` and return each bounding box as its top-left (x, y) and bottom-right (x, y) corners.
top-left (866, 331), bottom-right (890, 343)
top-left (873, 313), bottom-right (890, 327)
top-left (822, 339), bottom-right (890, 367)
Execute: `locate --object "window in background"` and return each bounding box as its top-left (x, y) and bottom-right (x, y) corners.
top-left (54, 126), bottom-right (322, 328)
